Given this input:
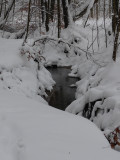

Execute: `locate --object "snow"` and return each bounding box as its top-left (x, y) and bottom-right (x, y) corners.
top-left (82, 0), bottom-right (95, 27)
top-left (32, 25), bottom-right (87, 67)
top-left (0, 90), bottom-right (119, 160)
top-left (0, 38), bottom-right (55, 103)
top-left (0, 14), bottom-right (120, 158)
top-left (0, 38), bottom-right (23, 68)
top-left (66, 18), bottom-right (120, 141)
top-left (67, 58), bottom-right (120, 133)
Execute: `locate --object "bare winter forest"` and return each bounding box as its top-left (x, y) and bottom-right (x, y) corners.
top-left (0, 0), bottom-right (120, 159)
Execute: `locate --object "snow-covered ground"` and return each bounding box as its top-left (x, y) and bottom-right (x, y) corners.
top-left (0, 37), bottom-right (55, 103)
top-left (0, 18), bottom-right (120, 158)
top-left (0, 90), bottom-right (120, 160)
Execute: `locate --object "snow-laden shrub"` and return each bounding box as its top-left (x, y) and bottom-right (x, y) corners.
top-left (105, 127), bottom-right (120, 151)
top-left (0, 64), bottom-right (55, 103)
top-left (21, 25), bottom-right (87, 67)
top-left (0, 38), bottom-right (55, 103)
top-left (66, 59), bottom-right (120, 136)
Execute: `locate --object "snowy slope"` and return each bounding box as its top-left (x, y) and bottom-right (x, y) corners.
top-left (0, 38), bottom-right (23, 68)
top-left (0, 38), bottom-right (55, 103)
top-left (0, 23), bottom-right (120, 159)
top-left (0, 90), bottom-right (119, 160)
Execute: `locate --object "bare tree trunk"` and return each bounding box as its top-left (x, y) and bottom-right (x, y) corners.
top-left (23, 0), bottom-right (31, 44)
top-left (103, 0), bottom-right (107, 47)
top-left (112, 0), bottom-right (119, 34)
top-left (109, 0), bottom-right (111, 18)
top-left (45, 0), bottom-right (49, 32)
top-left (50, 0), bottom-right (55, 21)
top-left (96, 2), bottom-right (98, 20)
top-left (0, 0), bottom-right (3, 17)
top-left (62, 0), bottom-right (69, 28)
top-left (112, 4), bottom-right (120, 61)
top-left (12, 0), bottom-right (15, 23)
top-left (41, 0), bottom-right (45, 23)
top-left (96, 2), bottom-right (99, 49)
top-left (38, 0), bottom-right (41, 34)
top-left (98, 0), bottom-right (100, 17)
top-left (90, 8), bottom-right (93, 18)
top-left (57, 0), bottom-right (61, 38)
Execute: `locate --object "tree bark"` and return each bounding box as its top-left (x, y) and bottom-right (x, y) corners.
top-left (112, 4), bottom-right (120, 61)
top-left (23, 0), bottom-right (31, 44)
top-left (112, 0), bottom-right (119, 34)
top-left (41, 0), bottom-right (45, 23)
top-left (62, 0), bottom-right (69, 28)
top-left (50, 0), bottom-right (55, 21)
top-left (45, 0), bottom-right (49, 32)
top-left (57, 0), bottom-right (60, 38)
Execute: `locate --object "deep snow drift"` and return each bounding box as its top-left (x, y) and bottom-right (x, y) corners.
top-left (0, 90), bottom-right (119, 160)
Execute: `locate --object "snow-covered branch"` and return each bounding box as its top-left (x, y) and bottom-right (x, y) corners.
top-left (72, 0), bottom-right (98, 21)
